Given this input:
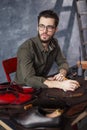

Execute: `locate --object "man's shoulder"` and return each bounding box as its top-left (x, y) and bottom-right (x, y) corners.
top-left (18, 37), bottom-right (37, 49)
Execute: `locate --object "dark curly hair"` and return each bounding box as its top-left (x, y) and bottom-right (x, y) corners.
top-left (38, 10), bottom-right (59, 27)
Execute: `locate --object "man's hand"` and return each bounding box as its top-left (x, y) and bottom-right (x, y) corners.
top-left (44, 79), bottom-right (80, 92)
top-left (52, 73), bottom-right (65, 81)
top-left (60, 80), bottom-right (80, 92)
top-left (47, 73), bottom-right (65, 81)
top-left (52, 69), bottom-right (67, 81)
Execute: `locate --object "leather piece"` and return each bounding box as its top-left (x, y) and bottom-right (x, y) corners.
top-left (12, 107), bottom-right (62, 128)
top-left (38, 77), bottom-right (87, 108)
top-left (0, 82), bottom-right (35, 94)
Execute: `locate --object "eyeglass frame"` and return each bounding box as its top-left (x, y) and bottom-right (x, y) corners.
top-left (38, 24), bottom-right (56, 32)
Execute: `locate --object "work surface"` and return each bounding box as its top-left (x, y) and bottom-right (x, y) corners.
top-left (0, 76), bottom-right (87, 130)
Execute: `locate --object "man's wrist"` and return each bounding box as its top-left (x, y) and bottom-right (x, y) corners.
top-left (59, 69), bottom-right (67, 76)
top-left (44, 79), bottom-right (63, 89)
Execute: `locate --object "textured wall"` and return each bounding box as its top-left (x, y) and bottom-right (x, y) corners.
top-left (0, 0), bottom-right (81, 82)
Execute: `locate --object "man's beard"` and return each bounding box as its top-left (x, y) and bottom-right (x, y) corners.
top-left (38, 33), bottom-right (53, 43)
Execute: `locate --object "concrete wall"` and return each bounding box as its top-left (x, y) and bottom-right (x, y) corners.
top-left (0, 0), bottom-right (81, 82)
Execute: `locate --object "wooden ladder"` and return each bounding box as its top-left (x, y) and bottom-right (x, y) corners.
top-left (76, 0), bottom-right (87, 60)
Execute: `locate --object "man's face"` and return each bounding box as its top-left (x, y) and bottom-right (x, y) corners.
top-left (37, 17), bottom-right (57, 43)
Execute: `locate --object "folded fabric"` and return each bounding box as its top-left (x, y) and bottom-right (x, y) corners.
top-left (0, 92), bottom-right (32, 105)
top-left (0, 82), bottom-right (38, 110)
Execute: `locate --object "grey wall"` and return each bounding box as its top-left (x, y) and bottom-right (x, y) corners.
top-left (0, 0), bottom-right (81, 82)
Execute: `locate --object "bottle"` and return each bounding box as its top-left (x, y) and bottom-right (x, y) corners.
top-left (84, 69), bottom-right (87, 80)
top-left (77, 64), bottom-right (82, 76)
top-left (78, 47), bottom-right (83, 76)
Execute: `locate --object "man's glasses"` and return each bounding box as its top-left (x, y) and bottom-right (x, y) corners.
top-left (38, 24), bottom-right (55, 32)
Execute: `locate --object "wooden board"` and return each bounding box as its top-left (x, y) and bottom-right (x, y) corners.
top-left (0, 120), bottom-right (13, 130)
top-left (77, 61), bottom-right (87, 69)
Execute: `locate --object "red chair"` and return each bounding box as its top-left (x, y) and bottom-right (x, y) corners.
top-left (2, 57), bottom-right (17, 82)
top-left (2, 57), bottom-right (35, 93)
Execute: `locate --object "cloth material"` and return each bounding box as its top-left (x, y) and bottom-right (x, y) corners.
top-left (37, 77), bottom-right (87, 117)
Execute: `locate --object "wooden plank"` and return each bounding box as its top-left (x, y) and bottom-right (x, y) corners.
top-left (82, 41), bottom-right (87, 45)
top-left (0, 120), bottom-right (13, 130)
top-left (81, 27), bottom-right (87, 31)
top-left (79, 12), bottom-right (87, 15)
top-left (77, 61), bottom-right (87, 69)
